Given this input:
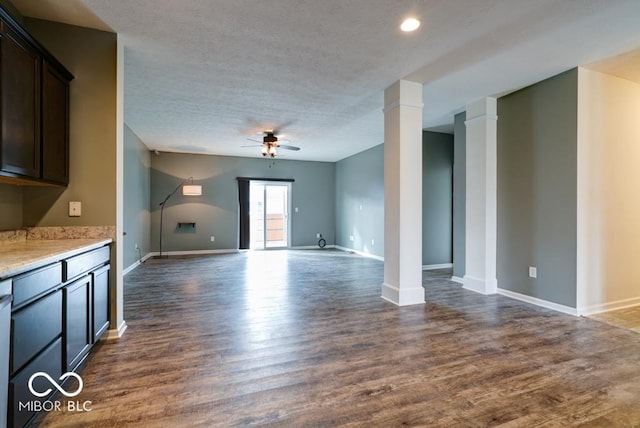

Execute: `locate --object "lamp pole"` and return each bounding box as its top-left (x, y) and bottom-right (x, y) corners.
top-left (157, 177), bottom-right (194, 259)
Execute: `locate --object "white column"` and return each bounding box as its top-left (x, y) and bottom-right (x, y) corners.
top-left (463, 97), bottom-right (498, 294)
top-left (381, 80), bottom-right (424, 306)
top-left (110, 35), bottom-right (127, 339)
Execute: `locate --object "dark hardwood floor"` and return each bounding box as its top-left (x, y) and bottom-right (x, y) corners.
top-left (35, 250), bottom-right (640, 427)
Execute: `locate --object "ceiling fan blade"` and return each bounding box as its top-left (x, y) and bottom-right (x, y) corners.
top-left (279, 144), bottom-right (300, 151)
top-left (247, 138), bottom-right (262, 143)
top-left (241, 144), bottom-right (262, 148)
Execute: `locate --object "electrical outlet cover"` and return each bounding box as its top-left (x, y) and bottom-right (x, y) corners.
top-left (69, 201), bottom-right (81, 217)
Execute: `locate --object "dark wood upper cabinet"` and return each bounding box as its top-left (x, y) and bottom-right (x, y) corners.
top-left (0, 29), bottom-right (41, 178)
top-left (0, 6), bottom-right (73, 186)
top-left (42, 61), bottom-right (70, 184)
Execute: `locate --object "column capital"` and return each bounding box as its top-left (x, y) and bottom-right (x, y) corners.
top-left (466, 97), bottom-right (497, 122)
top-left (383, 80), bottom-right (423, 113)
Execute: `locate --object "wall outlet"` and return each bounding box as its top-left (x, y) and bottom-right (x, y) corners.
top-left (316, 233), bottom-right (321, 238)
top-left (529, 266), bottom-right (537, 278)
top-left (349, 235), bottom-right (354, 242)
top-left (294, 207), bottom-right (299, 213)
top-left (69, 201), bottom-right (81, 217)
top-left (210, 236), bottom-right (215, 242)
top-left (135, 243), bottom-right (139, 250)
top-left (371, 239), bottom-right (375, 246)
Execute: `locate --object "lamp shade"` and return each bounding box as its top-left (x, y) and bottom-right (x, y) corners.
top-left (183, 184), bottom-right (202, 196)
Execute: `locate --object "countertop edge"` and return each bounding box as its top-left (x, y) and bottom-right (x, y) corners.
top-left (0, 238), bottom-right (113, 279)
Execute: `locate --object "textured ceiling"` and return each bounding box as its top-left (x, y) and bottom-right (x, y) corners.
top-left (10, 0), bottom-right (640, 161)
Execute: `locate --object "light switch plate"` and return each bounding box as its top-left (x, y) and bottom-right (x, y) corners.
top-left (69, 201), bottom-right (82, 217)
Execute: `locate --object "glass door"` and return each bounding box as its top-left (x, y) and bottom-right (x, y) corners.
top-left (249, 182), bottom-right (291, 249)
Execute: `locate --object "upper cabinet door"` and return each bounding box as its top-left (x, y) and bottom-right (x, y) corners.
top-left (42, 60), bottom-right (70, 184)
top-left (0, 29), bottom-right (41, 178)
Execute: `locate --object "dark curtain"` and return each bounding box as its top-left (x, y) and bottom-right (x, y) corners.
top-left (238, 179), bottom-right (250, 249)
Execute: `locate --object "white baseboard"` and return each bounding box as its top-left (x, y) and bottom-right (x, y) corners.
top-left (422, 263), bottom-right (453, 270)
top-left (123, 252), bottom-right (153, 275)
top-left (334, 245), bottom-right (384, 261)
top-left (463, 275), bottom-right (497, 295)
top-left (577, 297), bottom-right (640, 316)
top-left (381, 282), bottom-right (425, 306)
top-left (290, 245), bottom-right (336, 250)
top-left (149, 249), bottom-right (240, 257)
top-left (451, 276), bottom-right (464, 284)
top-left (497, 288), bottom-right (578, 316)
top-left (105, 320), bottom-right (128, 340)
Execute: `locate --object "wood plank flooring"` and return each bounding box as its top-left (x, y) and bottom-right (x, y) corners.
top-left (588, 306), bottom-right (640, 334)
top-left (34, 250), bottom-right (640, 427)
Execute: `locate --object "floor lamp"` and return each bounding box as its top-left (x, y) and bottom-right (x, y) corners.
top-left (157, 176), bottom-right (202, 259)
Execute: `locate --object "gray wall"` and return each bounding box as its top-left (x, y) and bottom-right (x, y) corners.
top-left (0, 185), bottom-right (23, 231)
top-left (334, 135), bottom-right (454, 264)
top-left (151, 152), bottom-right (335, 252)
top-left (452, 112), bottom-right (466, 278)
top-left (123, 125), bottom-right (151, 267)
top-left (335, 144), bottom-right (384, 258)
top-left (497, 69), bottom-right (578, 307)
top-left (422, 131), bottom-right (454, 266)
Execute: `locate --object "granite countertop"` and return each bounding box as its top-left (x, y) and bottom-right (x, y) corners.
top-left (0, 238), bottom-right (112, 279)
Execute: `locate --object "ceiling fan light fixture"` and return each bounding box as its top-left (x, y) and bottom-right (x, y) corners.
top-left (246, 130), bottom-right (300, 158)
top-left (400, 17), bottom-right (421, 32)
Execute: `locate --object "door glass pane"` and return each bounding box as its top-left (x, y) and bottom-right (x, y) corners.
top-left (265, 185), bottom-right (288, 248)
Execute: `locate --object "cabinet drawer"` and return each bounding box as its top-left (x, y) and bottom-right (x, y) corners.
top-left (12, 262), bottom-right (61, 309)
top-left (9, 337), bottom-right (62, 428)
top-left (63, 245), bottom-right (109, 282)
top-left (11, 289), bottom-right (62, 375)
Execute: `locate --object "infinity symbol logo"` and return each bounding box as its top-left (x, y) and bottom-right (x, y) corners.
top-left (28, 372), bottom-right (84, 398)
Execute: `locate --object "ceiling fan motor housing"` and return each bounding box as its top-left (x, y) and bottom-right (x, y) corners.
top-left (264, 133), bottom-right (278, 144)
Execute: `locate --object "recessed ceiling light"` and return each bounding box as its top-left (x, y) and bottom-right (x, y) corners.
top-left (400, 17), bottom-right (421, 32)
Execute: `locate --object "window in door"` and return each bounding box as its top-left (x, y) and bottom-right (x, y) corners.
top-left (249, 182), bottom-right (291, 249)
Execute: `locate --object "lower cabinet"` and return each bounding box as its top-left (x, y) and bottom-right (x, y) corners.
top-left (64, 275), bottom-right (92, 372)
top-left (6, 244), bottom-right (111, 428)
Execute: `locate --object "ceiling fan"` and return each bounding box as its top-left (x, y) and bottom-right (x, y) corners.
top-left (245, 131), bottom-right (300, 158)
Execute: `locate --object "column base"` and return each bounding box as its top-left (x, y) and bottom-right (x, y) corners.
top-left (381, 282), bottom-right (425, 306)
top-left (105, 320), bottom-right (128, 340)
top-left (462, 275), bottom-right (497, 295)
